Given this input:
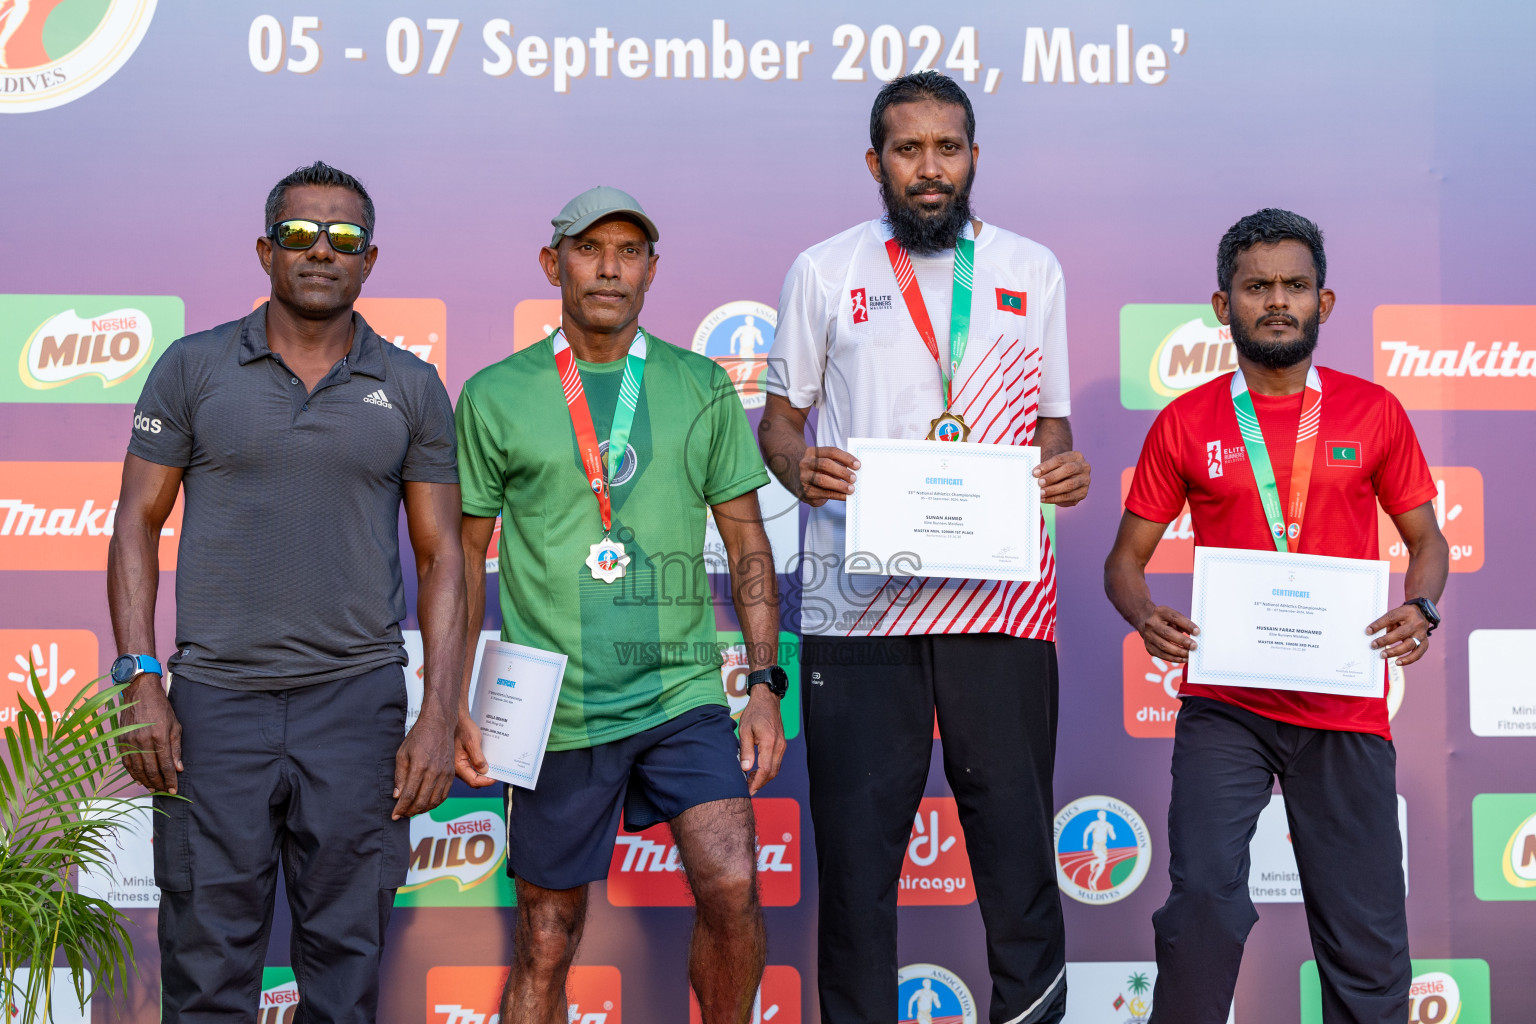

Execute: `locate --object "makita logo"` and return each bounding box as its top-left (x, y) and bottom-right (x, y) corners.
top-left (0, 499), bottom-right (119, 537)
top-left (21, 308), bottom-right (155, 389)
top-left (1379, 340), bottom-right (1534, 378)
top-left (1374, 305), bottom-right (1536, 410)
top-left (612, 835), bottom-right (792, 874)
top-left (607, 798), bottom-right (800, 907)
top-left (426, 965), bottom-right (620, 1024)
top-left (401, 810), bottom-right (505, 894)
top-left (0, 463), bottom-right (183, 571)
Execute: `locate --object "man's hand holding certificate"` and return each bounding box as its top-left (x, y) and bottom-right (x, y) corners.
top-left (469, 640), bottom-right (567, 788)
top-left (844, 438), bottom-right (1041, 582)
top-left (1188, 546), bottom-right (1390, 697)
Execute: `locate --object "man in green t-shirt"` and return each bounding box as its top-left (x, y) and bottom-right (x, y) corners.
top-left (455, 187), bottom-right (789, 1024)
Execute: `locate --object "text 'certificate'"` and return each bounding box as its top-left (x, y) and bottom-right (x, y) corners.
top-left (470, 640), bottom-right (567, 789)
top-left (844, 438), bottom-right (1041, 583)
top-left (1188, 546), bottom-right (1389, 697)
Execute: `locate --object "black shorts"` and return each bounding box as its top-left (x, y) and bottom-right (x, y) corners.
top-left (504, 703), bottom-right (749, 890)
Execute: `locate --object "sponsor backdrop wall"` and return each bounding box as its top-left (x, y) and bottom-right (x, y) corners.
top-left (1, 2), bottom-right (1531, 1022)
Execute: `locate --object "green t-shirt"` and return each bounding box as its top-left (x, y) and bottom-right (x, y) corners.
top-left (456, 331), bottom-right (771, 750)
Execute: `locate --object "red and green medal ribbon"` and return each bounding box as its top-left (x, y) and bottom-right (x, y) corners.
top-left (885, 231), bottom-right (975, 410)
top-left (552, 328), bottom-right (647, 538)
top-left (1230, 366), bottom-right (1323, 552)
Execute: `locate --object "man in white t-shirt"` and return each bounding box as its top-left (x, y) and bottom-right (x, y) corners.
top-left (760, 71), bottom-right (1089, 1024)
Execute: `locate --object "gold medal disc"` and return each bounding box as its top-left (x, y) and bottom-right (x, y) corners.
top-left (926, 411), bottom-right (971, 442)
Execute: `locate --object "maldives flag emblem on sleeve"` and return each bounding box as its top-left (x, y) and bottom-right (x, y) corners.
top-left (1326, 441), bottom-right (1362, 467)
top-left (995, 288), bottom-right (1027, 315)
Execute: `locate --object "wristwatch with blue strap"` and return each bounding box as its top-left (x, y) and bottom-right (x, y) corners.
top-left (110, 653), bottom-right (163, 684)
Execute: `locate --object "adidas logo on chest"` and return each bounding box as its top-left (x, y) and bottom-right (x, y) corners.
top-left (362, 389), bottom-right (393, 409)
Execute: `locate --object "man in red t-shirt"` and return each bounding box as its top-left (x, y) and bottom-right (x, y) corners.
top-left (1105, 209), bottom-right (1449, 1024)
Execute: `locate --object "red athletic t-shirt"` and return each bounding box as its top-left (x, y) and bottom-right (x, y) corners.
top-left (1125, 366), bottom-right (1436, 738)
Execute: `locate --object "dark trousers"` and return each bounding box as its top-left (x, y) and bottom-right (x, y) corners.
top-left (803, 634), bottom-right (1066, 1024)
top-left (1150, 696), bottom-right (1410, 1024)
top-left (154, 665), bottom-right (410, 1024)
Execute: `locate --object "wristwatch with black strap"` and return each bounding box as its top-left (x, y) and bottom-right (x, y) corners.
top-left (1403, 597), bottom-right (1441, 636)
top-left (746, 665), bottom-right (789, 699)
top-left (110, 653), bottom-right (163, 684)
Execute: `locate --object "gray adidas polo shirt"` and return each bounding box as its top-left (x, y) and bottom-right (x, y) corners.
top-left (127, 303), bottom-right (458, 690)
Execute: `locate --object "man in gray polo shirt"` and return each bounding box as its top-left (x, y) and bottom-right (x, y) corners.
top-left (106, 161), bottom-right (466, 1022)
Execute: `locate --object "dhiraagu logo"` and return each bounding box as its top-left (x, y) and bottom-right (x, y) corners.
top-left (395, 797), bottom-right (515, 908)
top-left (1302, 959), bottom-right (1490, 1024)
top-left (1472, 793), bottom-right (1536, 900)
top-left (2, 295), bottom-right (183, 402)
top-left (1120, 304), bottom-right (1237, 410)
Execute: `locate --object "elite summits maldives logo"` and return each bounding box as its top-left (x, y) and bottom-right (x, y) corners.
top-left (0, 0), bottom-right (157, 114)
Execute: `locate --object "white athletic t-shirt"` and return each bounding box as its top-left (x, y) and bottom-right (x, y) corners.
top-left (768, 218), bottom-right (1070, 639)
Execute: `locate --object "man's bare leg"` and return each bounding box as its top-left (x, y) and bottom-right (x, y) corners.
top-left (500, 878), bottom-right (589, 1024)
top-left (673, 797), bottom-right (766, 1024)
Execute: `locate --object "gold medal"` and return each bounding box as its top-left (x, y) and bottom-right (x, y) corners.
top-left (926, 411), bottom-right (971, 442)
top-left (585, 535), bottom-right (631, 584)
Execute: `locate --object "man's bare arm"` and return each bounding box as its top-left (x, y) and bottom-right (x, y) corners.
top-left (1034, 416), bottom-right (1091, 507)
top-left (1104, 510), bottom-right (1200, 664)
top-left (455, 513), bottom-right (498, 787)
top-left (758, 393), bottom-right (858, 507)
top-left (1367, 501), bottom-right (1449, 667)
top-left (393, 480), bottom-right (468, 819)
top-left (712, 490), bottom-right (786, 794)
top-left (106, 454), bottom-right (184, 793)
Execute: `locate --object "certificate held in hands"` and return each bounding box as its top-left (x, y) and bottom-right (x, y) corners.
top-left (844, 437), bottom-right (1041, 582)
top-left (470, 640), bottom-right (567, 788)
top-left (1188, 546), bottom-right (1390, 698)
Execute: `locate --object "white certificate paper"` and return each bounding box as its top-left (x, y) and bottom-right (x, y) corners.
top-left (470, 640), bottom-right (567, 788)
top-left (844, 438), bottom-right (1041, 582)
top-left (1188, 546), bottom-right (1390, 697)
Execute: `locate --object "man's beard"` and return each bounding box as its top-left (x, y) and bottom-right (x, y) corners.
top-left (880, 161), bottom-right (975, 254)
top-left (1230, 309), bottom-right (1321, 369)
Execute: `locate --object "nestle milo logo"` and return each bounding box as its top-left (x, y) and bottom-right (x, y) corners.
top-left (394, 798), bottom-right (515, 908)
top-left (1120, 304), bottom-right (1236, 410)
top-left (2, 295), bottom-right (183, 404)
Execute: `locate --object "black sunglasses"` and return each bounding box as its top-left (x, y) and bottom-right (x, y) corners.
top-left (267, 219), bottom-right (371, 254)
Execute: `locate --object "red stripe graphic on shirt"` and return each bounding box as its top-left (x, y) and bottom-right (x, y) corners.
top-left (884, 577), bottom-right (933, 636)
top-left (845, 577), bottom-right (895, 635)
top-left (904, 577), bottom-right (952, 635)
top-left (839, 326), bottom-right (1055, 641)
top-left (866, 576), bottom-right (915, 633)
top-left (975, 349), bottom-right (1037, 443)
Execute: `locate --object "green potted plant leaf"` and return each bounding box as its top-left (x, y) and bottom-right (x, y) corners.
top-left (1, 661), bottom-right (167, 1022)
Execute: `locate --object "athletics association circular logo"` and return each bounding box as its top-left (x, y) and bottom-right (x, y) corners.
top-left (692, 300), bottom-right (775, 409)
top-left (597, 439), bottom-right (638, 487)
top-left (0, 0), bottom-right (157, 114)
top-left (1054, 795), bottom-right (1152, 904)
top-left (897, 963), bottom-right (976, 1024)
